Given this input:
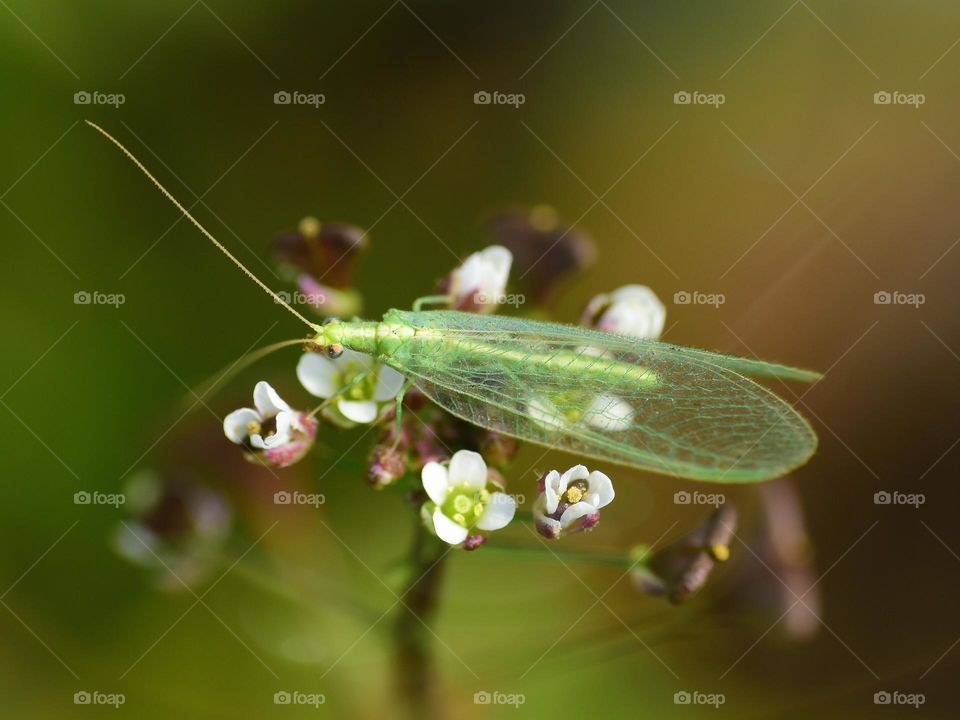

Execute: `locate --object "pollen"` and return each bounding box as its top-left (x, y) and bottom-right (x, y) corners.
top-left (565, 486), bottom-right (584, 503)
top-left (709, 543), bottom-right (730, 562)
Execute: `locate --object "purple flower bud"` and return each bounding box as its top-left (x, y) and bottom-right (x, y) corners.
top-left (368, 445), bottom-right (407, 488)
top-left (463, 535), bottom-right (487, 551)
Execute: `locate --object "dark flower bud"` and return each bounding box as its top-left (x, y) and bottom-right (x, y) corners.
top-left (477, 430), bottom-right (520, 468)
top-left (487, 205), bottom-right (595, 304)
top-left (272, 217), bottom-right (368, 290)
top-left (631, 504), bottom-right (738, 603)
top-left (463, 535), bottom-right (487, 551)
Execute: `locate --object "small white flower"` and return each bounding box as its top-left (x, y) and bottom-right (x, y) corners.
top-left (421, 450), bottom-right (517, 546)
top-left (297, 349), bottom-right (405, 427)
top-left (223, 381), bottom-right (317, 467)
top-left (582, 284), bottom-right (666, 339)
top-left (446, 245), bottom-right (513, 313)
top-left (534, 465), bottom-right (615, 539)
top-left (526, 393), bottom-right (634, 434)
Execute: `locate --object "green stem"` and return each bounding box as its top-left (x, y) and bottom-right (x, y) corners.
top-left (393, 518), bottom-right (448, 719)
top-left (483, 540), bottom-right (633, 568)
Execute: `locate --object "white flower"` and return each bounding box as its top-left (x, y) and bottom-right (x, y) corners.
top-left (534, 465), bottom-right (615, 539)
top-left (582, 284), bottom-right (666, 339)
top-left (526, 393), bottom-right (634, 433)
top-left (420, 450), bottom-right (517, 545)
top-left (223, 381), bottom-right (317, 467)
top-left (297, 349), bottom-right (405, 427)
top-left (446, 245), bottom-right (513, 313)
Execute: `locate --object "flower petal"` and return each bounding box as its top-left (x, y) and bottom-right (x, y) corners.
top-left (373, 365), bottom-right (406, 401)
top-left (297, 352), bottom-right (339, 399)
top-left (448, 450), bottom-right (487, 490)
top-left (476, 493), bottom-right (516, 531)
top-left (432, 508), bottom-right (469, 545)
top-left (335, 348), bottom-right (375, 370)
top-left (223, 408), bottom-right (259, 444)
top-left (543, 470), bottom-right (561, 514)
top-left (261, 410), bottom-right (297, 449)
top-left (585, 394), bottom-right (634, 432)
top-left (599, 284), bottom-right (666, 339)
top-left (588, 470), bottom-right (615, 508)
top-left (421, 462), bottom-right (450, 504)
top-left (559, 465), bottom-right (588, 488)
top-left (527, 396), bottom-right (565, 431)
top-left (559, 501), bottom-right (599, 529)
top-left (253, 381), bottom-right (292, 418)
top-left (337, 399), bottom-right (378, 424)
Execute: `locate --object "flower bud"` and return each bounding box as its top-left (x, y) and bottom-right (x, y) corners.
top-left (582, 284), bottom-right (666, 340)
top-left (487, 205), bottom-right (595, 304)
top-left (368, 445), bottom-right (407, 488)
top-left (631, 504), bottom-right (737, 603)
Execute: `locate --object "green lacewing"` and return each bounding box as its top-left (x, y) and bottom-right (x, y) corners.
top-left (88, 121), bottom-right (819, 484)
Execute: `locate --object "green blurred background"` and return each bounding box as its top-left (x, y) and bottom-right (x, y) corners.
top-left (2, 1), bottom-right (960, 717)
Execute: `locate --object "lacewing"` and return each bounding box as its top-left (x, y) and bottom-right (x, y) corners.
top-left (88, 121), bottom-right (819, 484)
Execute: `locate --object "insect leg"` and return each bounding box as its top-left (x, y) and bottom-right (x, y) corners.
top-left (411, 295), bottom-right (451, 312)
top-left (390, 380), bottom-right (415, 447)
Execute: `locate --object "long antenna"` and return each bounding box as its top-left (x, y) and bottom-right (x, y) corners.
top-left (85, 120), bottom-right (317, 331)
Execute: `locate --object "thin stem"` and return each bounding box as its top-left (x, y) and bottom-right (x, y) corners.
top-left (393, 518), bottom-right (448, 719)
top-left (483, 540), bottom-right (633, 568)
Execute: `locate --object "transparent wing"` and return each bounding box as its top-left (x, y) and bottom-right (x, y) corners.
top-left (384, 310), bottom-right (818, 483)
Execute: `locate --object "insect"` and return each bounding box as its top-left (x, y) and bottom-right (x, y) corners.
top-left (87, 121), bottom-right (819, 484)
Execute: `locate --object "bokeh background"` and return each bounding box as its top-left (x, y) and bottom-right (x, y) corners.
top-left (2, 1), bottom-right (960, 717)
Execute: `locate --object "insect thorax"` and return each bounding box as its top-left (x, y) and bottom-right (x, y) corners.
top-left (317, 320), bottom-right (428, 359)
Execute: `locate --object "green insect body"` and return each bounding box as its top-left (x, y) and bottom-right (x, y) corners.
top-left (317, 310), bottom-right (819, 484)
top-left (84, 121), bottom-right (821, 487)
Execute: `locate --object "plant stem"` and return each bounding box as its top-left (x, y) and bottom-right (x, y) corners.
top-left (393, 517), bottom-right (448, 719)
top-left (483, 540), bottom-right (633, 567)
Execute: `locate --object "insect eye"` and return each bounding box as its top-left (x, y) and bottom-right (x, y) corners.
top-left (326, 343), bottom-right (344, 359)
top-left (323, 317), bottom-right (340, 325)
